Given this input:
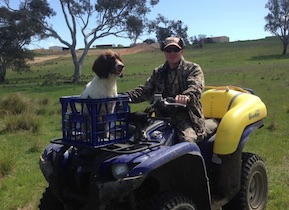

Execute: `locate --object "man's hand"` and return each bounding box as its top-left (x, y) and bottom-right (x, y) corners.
top-left (175, 95), bottom-right (190, 105)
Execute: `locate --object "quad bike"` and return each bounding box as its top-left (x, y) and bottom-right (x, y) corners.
top-left (39, 86), bottom-right (268, 210)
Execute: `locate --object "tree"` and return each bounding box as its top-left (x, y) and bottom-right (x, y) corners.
top-left (149, 15), bottom-right (172, 42)
top-left (126, 16), bottom-right (145, 45)
top-left (170, 20), bottom-right (189, 43)
top-left (7, 0), bottom-right (159, 82)
top-left (155, 27), bottom-right (173, 43)
top-left (265, 0), bottom-right (289, 55)
top-left (190, 34), bottom-right (207, 48)
top-left (0, 2), bottom-right (52, 83)
top-left (148, 14), bottom-right (189, 44)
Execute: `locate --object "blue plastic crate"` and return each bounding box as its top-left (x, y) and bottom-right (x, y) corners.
top-left (60, 95), bottom-right (130, 148)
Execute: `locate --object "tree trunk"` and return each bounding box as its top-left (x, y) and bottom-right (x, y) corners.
top-left (71, 47), bottom-right (89, 83)
top-left (70, 47), bottom-right (82, 83)
top-left (72, 61), bottom-right (82, 83)
top-left (0, 64), bottom-right (7, 83)
top-left (282, 41), bottom-right (288, 55)
top-left (282, 43), bottom-right (287, 55)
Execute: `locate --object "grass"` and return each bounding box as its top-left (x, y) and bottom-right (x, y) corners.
top-left (0, 37), bottom-right (288, 209)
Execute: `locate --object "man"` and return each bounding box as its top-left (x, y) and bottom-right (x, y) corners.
top-left (126, 36), bottom-right (205, 143)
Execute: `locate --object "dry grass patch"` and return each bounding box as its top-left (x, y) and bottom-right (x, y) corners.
top-left (0, 93), bottom-right (48, 133)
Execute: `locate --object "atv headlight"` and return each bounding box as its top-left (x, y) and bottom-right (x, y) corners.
top-left (111, 163), bottom-right (129, 179)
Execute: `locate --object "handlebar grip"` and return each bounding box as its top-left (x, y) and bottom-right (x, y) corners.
top-left (165, 97), bottom-right (175, 103)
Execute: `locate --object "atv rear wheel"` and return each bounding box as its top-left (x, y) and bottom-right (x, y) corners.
top-left (147, 192), bottom-right (197, 210)
top-left (223, 152), bottom-right (268, 210)
top-left (39, 187), bottom-right (64, 210)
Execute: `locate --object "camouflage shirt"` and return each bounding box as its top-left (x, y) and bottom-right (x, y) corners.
top-left (127, 57), bottom-right (205, 137)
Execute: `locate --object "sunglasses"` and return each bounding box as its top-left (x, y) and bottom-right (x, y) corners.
top-left (164, 47), bottom-right (182, 53)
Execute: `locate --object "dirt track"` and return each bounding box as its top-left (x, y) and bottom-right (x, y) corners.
top-left (30, 43), bottom-right (159, 64)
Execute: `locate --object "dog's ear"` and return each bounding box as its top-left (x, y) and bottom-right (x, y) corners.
top-left (114, 52), bottom-right (122, 62)
top-left (92, 54), bottom-right (109, 78)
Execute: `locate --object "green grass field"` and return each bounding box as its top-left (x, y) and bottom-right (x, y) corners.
top-left (0, 37), bottom-right (288, 209)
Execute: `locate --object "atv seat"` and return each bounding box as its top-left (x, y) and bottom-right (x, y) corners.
top-left (203, 118), bottom-right (219, 140)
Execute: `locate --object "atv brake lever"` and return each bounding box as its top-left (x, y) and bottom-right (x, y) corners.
top-left (163, 100), bottom-right (186, 107)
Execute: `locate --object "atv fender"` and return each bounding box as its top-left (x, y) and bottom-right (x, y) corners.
top-left (128, 142), bottom-right (211, 210)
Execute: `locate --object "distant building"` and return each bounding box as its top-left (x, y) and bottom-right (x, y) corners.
top-left (143, 39), bottom-right (156, 44)
top-left (206, 36), bottom-right (230, 43)
top-left (212, 36), bottom-right (230, 43)
top-left (93, 44), bottom-right (115, 48)
top-left (49, 46), bottom-right (69, 51)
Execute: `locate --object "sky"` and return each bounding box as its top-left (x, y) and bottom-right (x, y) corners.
top-left (25, 0), bottom-right (273, 49)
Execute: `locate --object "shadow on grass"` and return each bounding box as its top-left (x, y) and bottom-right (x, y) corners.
top-left (250, 54), bottom-right (289, 61)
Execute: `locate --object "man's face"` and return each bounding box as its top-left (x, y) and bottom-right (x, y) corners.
top-left (164, 46), bottom-right (183, 68)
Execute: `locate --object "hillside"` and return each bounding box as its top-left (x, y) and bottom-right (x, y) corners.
top-left (30, 43), bottom-right (160, 64)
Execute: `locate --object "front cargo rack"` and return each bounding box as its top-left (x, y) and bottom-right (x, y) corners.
top-left (58, 95), bottom-right (130, 148)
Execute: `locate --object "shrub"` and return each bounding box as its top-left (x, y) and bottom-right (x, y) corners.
top-left (0, 152), bottom-right (16, 178)
top-left (0, 94), bottom-right (45, 133)
top-left (1, 93), bottom-right (31, 115)
top-left (0, 93), bottom-right (49, 116)
top-left (0, 93), bottom-right (32, 115)
top-left (4, 112), bottom-right (41, 133)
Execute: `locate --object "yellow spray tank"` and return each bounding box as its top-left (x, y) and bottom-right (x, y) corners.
top-left (201, 86), bottom-right (267, 155)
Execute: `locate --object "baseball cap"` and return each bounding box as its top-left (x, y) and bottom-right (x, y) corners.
top-left (163, 37), bottom-right (183, 49)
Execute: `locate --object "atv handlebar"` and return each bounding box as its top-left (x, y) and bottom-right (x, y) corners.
top-left (162, 97), bottom-right (187, 107)
top-left (152, 94), bottom-right (186, 108)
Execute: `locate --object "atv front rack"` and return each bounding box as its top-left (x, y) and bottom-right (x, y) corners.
top-left (51, 137), bottom-right (163, 154)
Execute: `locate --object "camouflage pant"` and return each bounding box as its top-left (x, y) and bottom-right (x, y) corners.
top-left (171, 112), bottom-right (200, 143)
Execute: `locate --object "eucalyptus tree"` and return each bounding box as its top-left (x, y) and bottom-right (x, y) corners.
top-left (148, 14), bottom-right (188, 44)
top-left (0, 1), bottom-right (52, 83)
top-left (265, 0), bottom-right (289, 55)
top-left (11, 0), bottom-right (159, 82)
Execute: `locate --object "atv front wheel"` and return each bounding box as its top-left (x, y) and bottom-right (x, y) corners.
top-left (147, 192), bottom-right (197, 210)
top-left (223, 152), bottom-right (268, 210)
top-left (39, 187), bottom-right (64, 210)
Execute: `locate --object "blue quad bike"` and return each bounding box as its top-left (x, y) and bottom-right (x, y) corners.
top-left (39, 86), bottom-right (268, 210)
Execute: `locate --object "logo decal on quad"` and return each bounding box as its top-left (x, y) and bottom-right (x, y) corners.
top-left (249, 109), bottom-right (260, 120)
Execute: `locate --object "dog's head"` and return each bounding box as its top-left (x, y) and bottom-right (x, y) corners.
top-left (92, 50), bottom-right (124, 79)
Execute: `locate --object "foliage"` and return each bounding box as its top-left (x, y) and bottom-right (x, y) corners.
top-left (0, 0), bottom-right (54, 83)
top-left (0, 7), bottom-right (32, 83)
top-left (18, 0), bottom-right (55, 39)
top-left (148, 14), bottom-right (189, 43)
top-left (265, 0), bottom-right (289, 54)
top-left (126, 16), bottom-right (144, 45)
